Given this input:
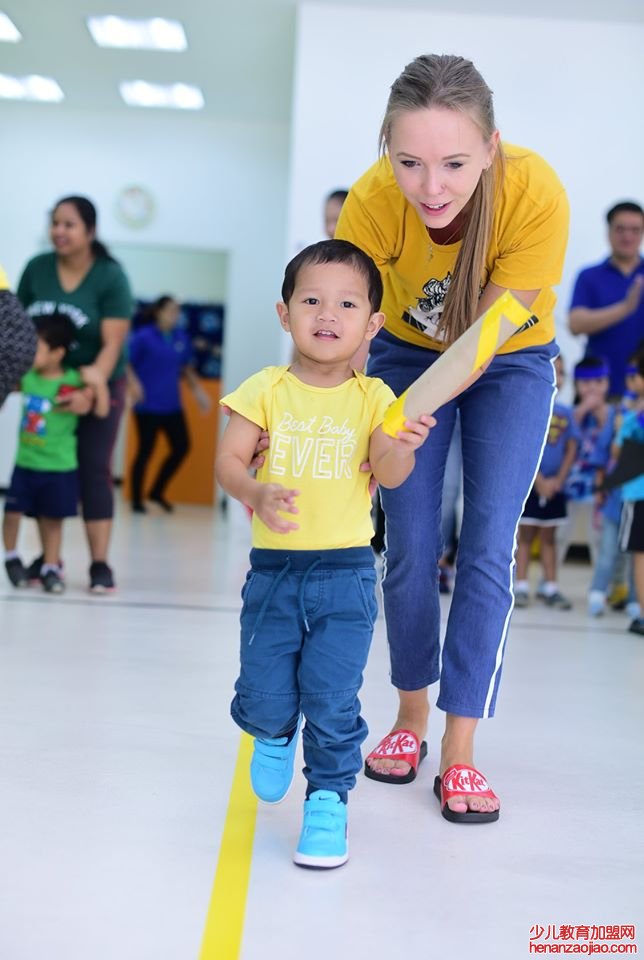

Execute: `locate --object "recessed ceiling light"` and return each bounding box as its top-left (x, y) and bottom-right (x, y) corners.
top-left (87, 16), bottom-right (187, 51)
top-left (0, 12), bottom-right (21, 42)
top-left (0, 74), bottom-right (64, 102)
top-left (119, 80), bottom-right (204, 110)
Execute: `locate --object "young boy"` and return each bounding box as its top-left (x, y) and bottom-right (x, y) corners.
top-left (615, 348), bottom-right (644, 635)
top-left (216, 240), bottom-right (432, 869)
top-left (515, 355), bottom-right (579, 609)
top-left (3, 313), bottom-right (108, 593)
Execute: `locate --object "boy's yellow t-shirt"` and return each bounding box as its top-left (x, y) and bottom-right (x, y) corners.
top-left (336, 144), bottom-right (569, 353)
top-left (220, 366), bottom-right (395, 550)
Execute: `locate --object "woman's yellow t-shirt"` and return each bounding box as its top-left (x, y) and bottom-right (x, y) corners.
top-left (336, 144), bottom-right (569, 353)
top-left (220, 366), bottom-right (395, 550)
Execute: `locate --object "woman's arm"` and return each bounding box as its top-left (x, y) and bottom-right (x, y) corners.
top-left (442, 282), bottom-right (540, 398)
top-left (569, 277), bottom-right (643, 335)
top-left (79, 365), bottom-right (110, 418)
top-left (182, 365), bottom-right (212, 413)
top-left (94, 318), bottom-right (130, 381)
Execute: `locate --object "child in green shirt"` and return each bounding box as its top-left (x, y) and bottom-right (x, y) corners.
top-left (3, 313), bottom-right (108, 593)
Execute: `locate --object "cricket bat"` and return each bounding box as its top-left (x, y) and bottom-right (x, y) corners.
top-left (382, 290), bottom-right (538, 437)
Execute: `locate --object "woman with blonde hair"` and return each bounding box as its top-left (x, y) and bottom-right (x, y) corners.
top-left (336, 53), bottom-right (569, 821)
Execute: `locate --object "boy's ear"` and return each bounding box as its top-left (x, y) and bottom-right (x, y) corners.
top-left (276, 301), bottom-right (290, 332)
top-left (364, 311), bottom-right (385, 342)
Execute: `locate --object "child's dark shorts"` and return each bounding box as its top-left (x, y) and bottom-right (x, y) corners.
top-left (4, 465), bottom-right (79, 519)
top-left (519, 487), bottom-right (567, 527)
top-left (620, 500), bottom-right (644, 553)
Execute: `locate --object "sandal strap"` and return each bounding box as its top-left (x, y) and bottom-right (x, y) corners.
top-left (367, 729), bottom-right (421, 767)
top-left (440, 764), bottom-right (498, 801)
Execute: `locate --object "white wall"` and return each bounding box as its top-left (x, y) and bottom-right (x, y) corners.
top-left (287, 3), bottom-right (644, 382)
top-left (109, 245), bottom-right (228, 303)
top-left (0, 103), bottom-right (290, 481)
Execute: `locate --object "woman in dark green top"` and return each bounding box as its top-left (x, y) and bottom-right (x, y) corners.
top-left (18, 196), bottom-right (133, 593)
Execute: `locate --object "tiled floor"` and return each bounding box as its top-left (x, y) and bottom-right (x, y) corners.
top-left (0, 498), bottom-right (642, 960)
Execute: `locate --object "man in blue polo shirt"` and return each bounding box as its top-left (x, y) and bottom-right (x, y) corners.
top-left (569, 201), bottom-right (644, 398)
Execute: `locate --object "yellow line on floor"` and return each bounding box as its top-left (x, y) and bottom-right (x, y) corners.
top-left (199, 733), bottom-right (258, 960)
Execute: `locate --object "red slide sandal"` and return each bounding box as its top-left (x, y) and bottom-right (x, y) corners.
top-left (364, 729), bottom-right (428, 785)
top-left (433, 763), bottom-right (500, 823)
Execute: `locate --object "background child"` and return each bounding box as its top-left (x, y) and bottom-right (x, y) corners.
top-left (3, 313), bottom-right (108, 593)
top-left (588, 352), bottom-right (642, 617)
top-left (558, 356), bottom-right (615, 569)
top-left (515, 355), bottom-right (578, 608)
top-left (615, 348), bottom-right (644, 635)
top-left (216, 240), bottom-right (432, 869)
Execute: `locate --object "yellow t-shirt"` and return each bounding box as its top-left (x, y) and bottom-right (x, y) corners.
top-left (220, 366), bottom-right (395, 550)
top-left (0, 264), bottom-right (9, 290)
top-left (336, 144), bottom-right (569, 353)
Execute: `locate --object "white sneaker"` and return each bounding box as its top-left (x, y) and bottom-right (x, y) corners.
top-left (588, 591), bottom-right (606, 617)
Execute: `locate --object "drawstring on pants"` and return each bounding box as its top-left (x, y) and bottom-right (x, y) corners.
top-left (249, 556), bottom-right (322, 644)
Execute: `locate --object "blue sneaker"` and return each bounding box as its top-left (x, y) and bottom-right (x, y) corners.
top-left (250, 717), bottom-right (300, 804)
top-left (293, 790), bottom-right (348, 869)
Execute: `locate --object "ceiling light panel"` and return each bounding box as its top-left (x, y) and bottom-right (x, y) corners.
top-left (0, 12), bottom-right (21, 41)
top-left (0, 74), bottom-right (64, 102)
top-left (119, 81), bottom-right (204, 110)
top-left (87, 16), bottom-right (187, 51)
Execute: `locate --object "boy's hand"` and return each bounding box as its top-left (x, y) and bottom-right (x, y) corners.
top-left (390, 414), bottom-right (435, 455)
top-left (536, 476), bottom-right (559, 501)
top-left (250, 483), bottom-right (300, 534)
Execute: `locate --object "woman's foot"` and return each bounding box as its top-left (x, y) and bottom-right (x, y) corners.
top-left (132, 501), bottom-right (147, 514)
top-left (439, 716), bottom-right (500, 816)
top-left (365, 692), bottom-right (429, 778)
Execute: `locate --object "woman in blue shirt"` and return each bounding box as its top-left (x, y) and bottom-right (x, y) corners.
top-left (128, 295), bottom-right (210, 512)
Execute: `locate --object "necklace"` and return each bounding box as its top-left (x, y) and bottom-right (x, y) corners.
top-left (427, 226), bottom-right (461, 262)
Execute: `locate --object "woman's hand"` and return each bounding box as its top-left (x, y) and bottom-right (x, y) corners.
top-left (221, 404), bottom-right (269, 468)
top-left (126, 365), bottom-right (145, 406)
top-left (78, 364), bottom-right (106, 389)
top-left (359, 461), bottom-right (379, 498)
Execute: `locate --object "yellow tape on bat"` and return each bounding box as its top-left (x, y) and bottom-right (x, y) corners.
top-left (382, 291), bottom-right (537, 438)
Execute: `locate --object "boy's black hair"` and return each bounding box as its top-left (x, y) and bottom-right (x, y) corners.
top-left (606, 201), bottom-right (643, 225)
top-left (634, 347), bottom-right (644, 378)
top-left (281, 239), bottom-right (383, 314)
top-left (34, 312), bottom-right (77, 355)
top-left (574, 355), bottom-right (610, 376)
top-left (325, 189), bottom-right (349, 205)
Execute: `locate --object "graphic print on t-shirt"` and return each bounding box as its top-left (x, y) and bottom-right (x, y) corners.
top-left (402, 273), bottom-right (452, 342)
top-left (26, 299), bottom-right (89, 330)
top-left (547, 411), bottom-right (571, 445)
top-left (269, 410), bottom-right (357, 480)
top-left (21, 394), bottom-right (52, 441)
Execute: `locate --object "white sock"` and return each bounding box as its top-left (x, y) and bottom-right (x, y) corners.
top-left (515, 579), bottom-right (529, 592)
top-left (4, 550), bottom-right (19, 561)
top-left (41, 563), bottom-right (59, 575)
top-left (542, 581), bottom-right (558, 597)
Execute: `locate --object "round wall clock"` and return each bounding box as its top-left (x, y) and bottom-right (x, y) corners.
top-left (115, 185), bottom-right (156, 228)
